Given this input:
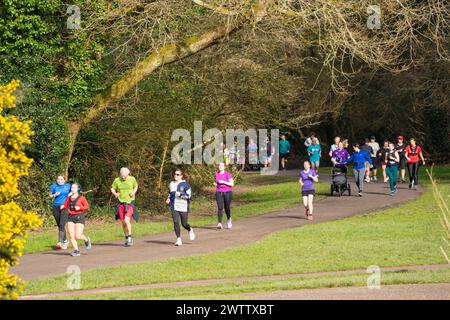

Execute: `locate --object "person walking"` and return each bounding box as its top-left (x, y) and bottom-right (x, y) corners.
top-left (405, 138), bottom-right (426, 190)
top-left (341, 143), bottom-right (373, 197)
top-left (49, 175), bottom-right (71, 250)
top-left (307, 137), bottom-right (322, 173)
top-left (299, 160), bottom-right (319, 221)
top-left (166, 169), bottom-right (195, 246)
top-left (385, 142), bottom-right (400, 195)
top-left (279, 134), bottom-right (291, 171)
top-left (60, 183), bottom-right (91, 257)
top-left (331, 142), bottom-right (350, 173)
top-left (368, 136), bottom-right (380, 181)
top-left (215, 162), bottom-right (234, 229)
top-left (395, 136), bottom-right (408, 183)
top-left (111, 167), bottom-right (139, 247)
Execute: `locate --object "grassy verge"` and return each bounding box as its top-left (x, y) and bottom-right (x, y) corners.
top-left (53, 268), bottom-right (450, 300)
top-left (24, 177), bottom-right (327, 254)
top-left (24, 179), bottom-right (448, 295)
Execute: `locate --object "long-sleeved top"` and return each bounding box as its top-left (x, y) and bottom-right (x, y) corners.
top-left (342, 151), bottom-right (373, 170)
top-left (168, 181), bottom-right (192, 213)
top-left (62, 195), bottom-right (89, 215)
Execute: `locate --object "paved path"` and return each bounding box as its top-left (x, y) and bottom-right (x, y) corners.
top-left (13, 172), bottom-right (422, 281)
top-left (242, 283), bottom-right (450, 300)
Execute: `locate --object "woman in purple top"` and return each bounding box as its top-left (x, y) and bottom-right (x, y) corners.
top-left (214, 162), bottom-right (234, 229)
top-left (299, 160), bottom-right (319, 221)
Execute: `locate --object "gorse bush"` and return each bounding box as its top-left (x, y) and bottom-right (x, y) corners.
top-left (0, 80), bottom-right (42, 300)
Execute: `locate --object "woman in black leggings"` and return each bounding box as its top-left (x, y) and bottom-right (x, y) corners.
top-left (214, 162), bottom-right (234, 229)
top-left (405, 138), bottom-right (425, 190)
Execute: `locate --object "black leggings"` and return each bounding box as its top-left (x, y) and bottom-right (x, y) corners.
top-left (407, 162), bottom-right (420, 185)
top-left (52, 205), bottom-right (68, 242)
top-left (216, 191), bottom-right (232, 223)
top-left (171, 210), bottom-right (191, 238)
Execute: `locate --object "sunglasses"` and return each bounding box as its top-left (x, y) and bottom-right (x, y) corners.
top-left (174, 173), bottom-right (182, 176)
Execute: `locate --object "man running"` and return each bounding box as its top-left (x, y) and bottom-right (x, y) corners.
top-left (395, 136), bottom-right (408, 183)
top-left (111, 167), bottom-right (138, 247)
top-left (279, 134), bottom-right (291, 171)
top-left (368, 136), bottom-right (380, 181)
top-left (307, 137), bottom-right (322, 174)
top-left (361, 138), bottom-right (374, 183)
top-left (341, 143), bottom-right (373, 197)
top-left (405, 138), bottom-right (426, 190)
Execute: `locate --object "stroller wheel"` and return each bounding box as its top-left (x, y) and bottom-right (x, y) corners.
top-left (348, 184), bottom-right (351, 196)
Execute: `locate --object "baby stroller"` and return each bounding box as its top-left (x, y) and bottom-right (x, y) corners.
top-left (330, 166), bottom-right (351, 196)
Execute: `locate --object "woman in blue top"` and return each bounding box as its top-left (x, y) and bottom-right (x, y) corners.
top-left (49, 175), bottom-right (72, 250)
top-left (299, 160), bottom-right (319, 221)
top-left (307, 137), bottom-right (322, 173)
top-left (341, 143), bottom-right (373, 197)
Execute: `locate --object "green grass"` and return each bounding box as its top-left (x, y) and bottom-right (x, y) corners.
top-left (52, 268), bottom-right (450, 300)
top-left (24, 179), bottom-right (327, 254)
top-left (24, 179), bottom-right (449, 295)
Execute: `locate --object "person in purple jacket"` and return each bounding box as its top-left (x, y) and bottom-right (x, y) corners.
top-left (215, 162), bottom-right (235, 229)
top-left (299, 160), bottom-right (319, 221)
top-left (331, 142), bottom-right (350, 173)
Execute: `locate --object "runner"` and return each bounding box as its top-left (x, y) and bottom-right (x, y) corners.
top-left (263, 137), bottom-right (274, 168)
top-left (304, 133), bottom-right (320, 148)
top-left (331, 142), bottom-right (350, 173)
top-left (223, 143), bottom-right (230, 166)
top-left (215, 162), bottom-right (234, 229)
top-left (299, 160), bottom-right (319, 221)
top-left (111, 167), bottom-right (139, 247)
top-left (368, 136), bottom-right (380, 181)
top-left (342, 138), bottom-right (349, 150)
top-left (395, 136), bottom-right (408, 183)
top-left (341, 143), bottom-right (373, 197)
top-left (49, 175), bottom-right (71, 250)
top-left (329, 136), bottom-right (341, 157)
top-left (385, 142), bottom-right (400, 195)
top-left (166, 169), bottom-right (195, 246)
top-left (361, 138), bottom-right (374, 183)
top-left (279, 134), bottom-right (291, 171)
top-left (405, 138), bottom-right (426, 190)
top-left (60, 183), bottom-right (91, 257)
top-left (248, 138), bottom-right (258, 170)
top-left (307, 137), bottom-right (322, 173)
top-left (377, 140), bottom-right (390, 182)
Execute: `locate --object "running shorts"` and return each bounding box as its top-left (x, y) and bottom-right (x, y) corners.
top-left (118, 203), bottom-right (134, 221)
top-left (370, 157), bottom-right (378, 169)
top-left (302, 189), bottom-right (315, 197)
top-left (68, 213), bottom-right (85, 225)
top-left (399, 157), bottom-right (407, 169)
top-left (280, 153), bottom-right (289, 159)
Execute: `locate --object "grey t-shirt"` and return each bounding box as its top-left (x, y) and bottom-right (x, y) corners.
top-left (368, 142), bottom-right (380, 157)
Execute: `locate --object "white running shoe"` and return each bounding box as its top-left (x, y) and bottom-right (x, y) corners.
top-left (373, 176), bottom-right (377, 182)
top-left (217, 223), bottom-right (223, 230)
top-left (227, 219), bottom-right (232, 229)
top-left (61, 240), bottom-right (68, 250)
top-left (175, 238), bottom-right (182, 246)
top-left (189, 229), bottom-right (195, 241)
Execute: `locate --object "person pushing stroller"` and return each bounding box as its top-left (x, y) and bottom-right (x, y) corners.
top-left (330, 142), bottom-right (351, 196)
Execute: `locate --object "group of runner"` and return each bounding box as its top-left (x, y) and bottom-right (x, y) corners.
top-left (49, 164), bottom-right (235, 256)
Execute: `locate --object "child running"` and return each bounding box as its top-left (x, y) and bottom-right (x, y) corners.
top-left (60, 183), bottom-right (91, 257)
top-left (299, 160), bottom-right (319, 221)
top-left (49, 175), bottom-right (71, 250)
top-left (385, 142), bottom-right (400, 196)
top-left (215, 162), bottom-right (234, 229)
top-left (166, 169), bottom-right (195, 246)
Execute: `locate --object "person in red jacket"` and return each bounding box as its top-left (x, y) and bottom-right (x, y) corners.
top-left (60, 183), bottom-right (92, 256)
top-left (405, 138), bottom-right (425, 190)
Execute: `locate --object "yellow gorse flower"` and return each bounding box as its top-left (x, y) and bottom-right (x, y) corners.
top-left (0, 80), bottom-right (42, 300)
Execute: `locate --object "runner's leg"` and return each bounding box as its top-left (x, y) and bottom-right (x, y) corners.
top-left (216, 192), bottom-right (224, 223)
top-left (171, 210), bottom-right (181, 238)
top-left (224, 191), bottom-right (232, 221)
top-left (308, 194), bottom-right (314, 216)
top-left (67, 221), bottom-right (78, 251)
top-left (180, 211), bottom-right (191, 232)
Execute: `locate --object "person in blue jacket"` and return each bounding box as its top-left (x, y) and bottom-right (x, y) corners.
top-left (166, 168), bottom-right (195, 246)
top-left (341, 143), bottom-right (373, 197)
top-left (49, 175), bottom-right (72, 250)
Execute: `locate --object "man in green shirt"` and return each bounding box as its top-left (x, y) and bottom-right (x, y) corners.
top-left (111, 167), bottom-right (138, 246)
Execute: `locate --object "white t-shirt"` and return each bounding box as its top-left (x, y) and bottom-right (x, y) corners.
top-left (368, 142), bottom-right (380, 157)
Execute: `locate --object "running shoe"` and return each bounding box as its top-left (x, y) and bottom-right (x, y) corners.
top-left (85, 237), bottom-right (91, 250)
top-left (189, 229), bottom-right (196, 241)
top-left (413, 185), bottom-right (418, 190)
top-left (175, 238), bottom-right (182, 246)
top-left (307, 215), bottom-right (313, 221)
top-left (125, 236), bottom-right (133, 247)
top-left (408, 183), bottom-right (412, 189)
top-left (61, 240), bottom-right (68, 250)
top-left (365, 178), bottom-right (370, 183)
top-left (217, 223), bottom-right (223, 230)
top-left (227, 219), bottom-right (232, 229)
top-left (55, 242), bottom-right (62, 250)
top-left (71, 250), bottom-right (81, 257)
top-left (358, 192), bottom-right (363, 197)
top-left (373, 176), bottom-right (377, 182)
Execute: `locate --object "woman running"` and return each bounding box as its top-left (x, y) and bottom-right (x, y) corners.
top-left (307, 137), bottom-right (322, 173)
top-left (299, 160), bottom-right (319, 221)
top-left (377, 141), bottom-right (390, 182)
top-left (342, 143), bottom-right (373, 197)
top-left (49, 175), bottom-right (71, 250)
top-left (385, 142), bottom-right (400, 196)
top-left (395, 136), bottom-right (407, 183)
top-left (405, 138), bottom-right (425, 190)
top-left (166, 169), bottom-right (195, 246)
top-left (215, 162), bottom-right (234, 229)
top-left (60, 183), bottom-right (91, 256)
